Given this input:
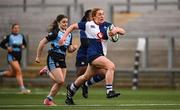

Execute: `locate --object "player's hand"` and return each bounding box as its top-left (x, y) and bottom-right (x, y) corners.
top-left (110, 27), bottom-right (118, 36)
top-left (35, 57), bottom-right (40, 63)
top-left (21, 45), bottom-right (25, 49)
top-left (59, 37), bottom-right (66, 46)
top-left (108, 31), bottom-right (114, 37)
top-left (68, 44), bottom-right (78, 53)
top-left (116, 27), bottom-right (126, 35)
top-left (73, 44), bottom-right (78, 49)
top-left (7, 47), bottom-right (13, 52)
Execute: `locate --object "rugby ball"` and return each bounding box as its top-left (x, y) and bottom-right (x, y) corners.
top-left (107, 24), bottom-right (119, 42)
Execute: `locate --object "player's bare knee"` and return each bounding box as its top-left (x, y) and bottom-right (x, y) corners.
top-left (14, 69), bottom-right (22, 75)
top-left (55, 79), bottom-right (64, 85)
top-left (112, 63), bottom-right (116, 70)
top-left (107, 63), bottom-right (115, 71)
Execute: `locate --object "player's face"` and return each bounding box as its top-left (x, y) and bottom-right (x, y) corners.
top-left (59, 18), bottom-right (68, 30)
top-left (12, 25), bottom-right (20, 34)
top-left (94, 10), bottom-right (105, 24)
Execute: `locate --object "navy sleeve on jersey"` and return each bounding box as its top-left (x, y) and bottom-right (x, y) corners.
top-left (45, 28), bottom-right (59, 41)
top-left (78, 22), bottom-right (86, 31)
top-left (102, 21), bottom-right (112, 39)
top-left (0, 35), bottom-right (9, 50)
top-left (22, 34), bottom-right (27, 47)
top-left (80, 30), bottom-right (87, 39)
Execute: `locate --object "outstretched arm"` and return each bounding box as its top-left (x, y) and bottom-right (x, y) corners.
top-left (59, 23), bottom-right (79, 45)
top-left (115, 27), bottom-right (126, 35)
top-left (35, 37), bottom-right (48, 63)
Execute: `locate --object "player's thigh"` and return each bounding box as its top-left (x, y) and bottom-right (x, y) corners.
top-left (9, 61), bottom-right (21, 73)
top-left (50, 68), bottom-right (65, 83)
top-left (91, 56), bottom-right (115, 70)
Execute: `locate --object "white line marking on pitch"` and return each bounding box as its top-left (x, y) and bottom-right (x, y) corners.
top-left (0, 104), bottom-right (180, 108)
top-left (0, 92), bottom-right (66, 95)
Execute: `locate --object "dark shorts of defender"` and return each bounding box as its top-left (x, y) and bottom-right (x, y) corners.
top-left (75, 56), bottom-right (88, 67)
top-left (76, 54), bottom-right (103, 67)
top-left (47, 54), bottom-right (66, 71)
top-left (7, 51), bottom-right (22, 64)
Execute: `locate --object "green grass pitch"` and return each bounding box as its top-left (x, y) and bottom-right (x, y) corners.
top-left (0, 87), bottom-right (180, 110)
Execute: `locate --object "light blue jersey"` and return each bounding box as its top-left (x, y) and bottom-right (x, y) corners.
top-left (45, 28), bottom-right (72, 70)
top-left (0, 33), bottom-right (26, 63)
top-left (46, 29), bottom-right (72, 56)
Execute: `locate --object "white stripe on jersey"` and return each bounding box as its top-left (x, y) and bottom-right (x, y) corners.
top-left (102, 40), bottom-right (108, 56)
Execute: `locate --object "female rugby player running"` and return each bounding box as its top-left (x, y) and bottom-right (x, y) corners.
top-left (76, 9), bottom-right (105, 99)
top-left (35, 14), bottom-right (77, 106)
top-left (0, 23), bottom-right (30, 94)
top-left (59, 8), bottom-right (126, 105)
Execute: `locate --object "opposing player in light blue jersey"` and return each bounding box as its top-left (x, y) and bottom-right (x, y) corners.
top-left (0, 23), bottom-right (31, 94)
top-left (35, 15), bottom-right (77, 106)
top-left (59, 8), bottom-right (126, 105)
